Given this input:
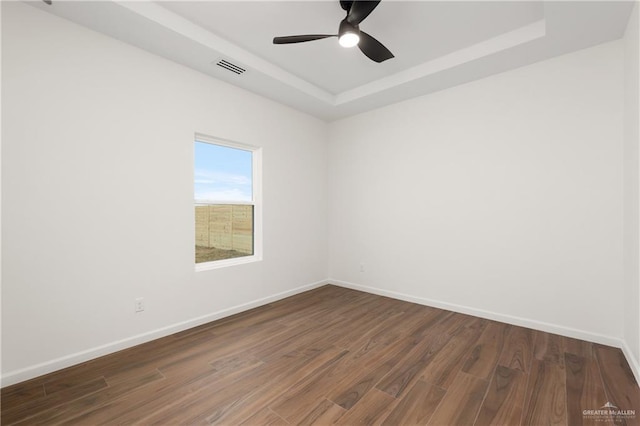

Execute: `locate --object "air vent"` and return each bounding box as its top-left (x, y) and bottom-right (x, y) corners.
top-left (215, 59), bottom-right (246, 75)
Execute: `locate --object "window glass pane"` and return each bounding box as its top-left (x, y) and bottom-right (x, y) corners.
top-left (194, 141), bottom-right (254, 263)
top-left (194, 142), bottom-right (252, 203)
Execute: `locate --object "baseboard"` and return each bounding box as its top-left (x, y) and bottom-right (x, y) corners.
top-left (5, 278), bottom-right (638, 388)
top-left (620, 340), bottom-right (640, 385)
top-left (1, 279), bottom-right (330, 388)
top-left (330, 278), bottom-right (626, 350)
top-left (331, 278), bottom-right (640, 384)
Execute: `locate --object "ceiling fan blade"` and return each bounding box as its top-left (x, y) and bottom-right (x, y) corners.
top-left (347, 0), bottom-right (381, 25)
top-left (273, 35), bottom-right (335, 44)
top-left (340, 1), bottom-right (353, 12)
top-left (358, 31), bottom-right (394, 62)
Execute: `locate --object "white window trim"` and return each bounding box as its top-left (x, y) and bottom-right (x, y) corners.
top-left (194, 133), bottom-right (262, 272)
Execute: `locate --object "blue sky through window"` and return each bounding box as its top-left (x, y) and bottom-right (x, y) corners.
top-left (194, 141), bottom-right (252, 202)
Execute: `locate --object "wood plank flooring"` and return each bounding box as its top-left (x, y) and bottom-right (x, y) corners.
top-left (2, 285), bottom-right (639, 425)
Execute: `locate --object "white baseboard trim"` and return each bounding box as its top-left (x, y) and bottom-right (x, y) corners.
top-left (620, 340), bottom-right (640, 385)
top-left (5, 278), bottom-right (639, 388)
top-left (329, 279), bottom-right (634, 360)
top-left (1, 279), bottom-right (330, 388)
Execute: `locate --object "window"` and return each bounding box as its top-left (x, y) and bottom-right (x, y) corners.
top-left (194, 134), bottom-right (261, 270)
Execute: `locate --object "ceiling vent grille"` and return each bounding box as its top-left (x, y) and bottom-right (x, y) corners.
top-left (215, 59), bottom-right (246, 75)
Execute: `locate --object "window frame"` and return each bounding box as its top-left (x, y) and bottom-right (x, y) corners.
top-left (194, 133), bottom-right (262, 272)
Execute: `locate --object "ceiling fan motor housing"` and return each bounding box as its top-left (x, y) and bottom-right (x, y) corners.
top-left (339, 18), bottom-right (360, 38)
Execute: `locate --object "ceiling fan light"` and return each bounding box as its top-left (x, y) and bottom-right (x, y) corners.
top-left (339, 32), bottom-right (360, 48)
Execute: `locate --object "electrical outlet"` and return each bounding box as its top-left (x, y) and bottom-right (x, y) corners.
top-left (360, 263), bottom-right (365, 272)
top-left (135, 297), bottom-right (145, 313)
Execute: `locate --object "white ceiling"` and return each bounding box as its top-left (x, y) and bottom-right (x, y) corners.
top-left (160, 1), bottom-right (545, 94)
top-left (28, 1), bottom-right (635, 121)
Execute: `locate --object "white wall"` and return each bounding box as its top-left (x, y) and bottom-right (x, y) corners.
top-left (328, 40), bottom-right (625, 344)
top-left (1, 2), bottom-right (328, 385)
top-left (624, 1), bottom-right (640, 372)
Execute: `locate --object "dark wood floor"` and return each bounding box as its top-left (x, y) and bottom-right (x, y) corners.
top-left (2, 285), bottom-right (639, 425)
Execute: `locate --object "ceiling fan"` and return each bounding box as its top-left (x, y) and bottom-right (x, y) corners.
top-left (273, 0), bottom-right (394, 63)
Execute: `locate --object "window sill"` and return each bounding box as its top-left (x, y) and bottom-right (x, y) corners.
top-left (195, 254), bottom-right (261, 272)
